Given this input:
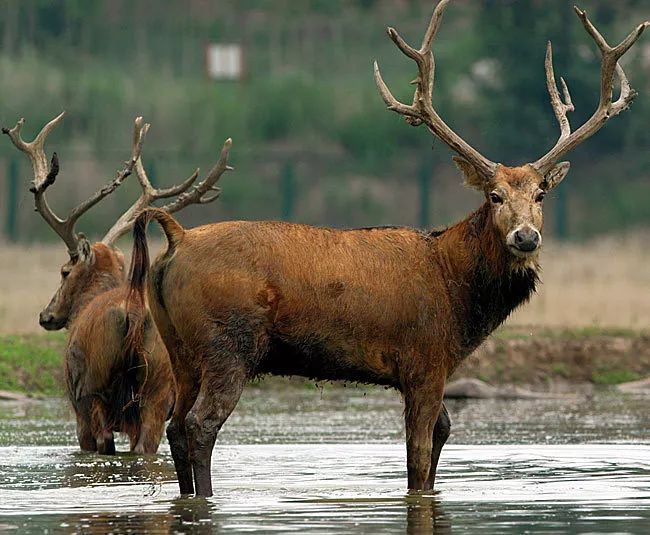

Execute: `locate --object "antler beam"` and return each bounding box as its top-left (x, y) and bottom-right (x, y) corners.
top-left (534, 7), bottom-right (649, 174)
top-left (101, 133), bottom-right (233, 246)
top-left (373, 0), bottom-right (497, 180)
top-left (3, 113), bottom-right (147, 258)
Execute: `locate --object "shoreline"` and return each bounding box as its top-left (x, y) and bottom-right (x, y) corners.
top-left (1, 326), bottom-right (649, 396)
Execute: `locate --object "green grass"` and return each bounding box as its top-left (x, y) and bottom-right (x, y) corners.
top-left (0, 333), bottom-right (66, 395)
top-left (592, 369), bottom-right (642, 386)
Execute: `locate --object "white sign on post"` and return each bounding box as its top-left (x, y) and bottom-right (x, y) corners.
top-left (205, 43), bottom-right (244, 81)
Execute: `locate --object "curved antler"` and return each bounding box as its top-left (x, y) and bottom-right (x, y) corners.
top-left (534, 7), bottom-right (649, 174)
top-left (3, 113), bottom-right (146, 258)
top-left (373, 0), bottom-right (497, 180)
top-left (101, 128), bottom-right (233, 246)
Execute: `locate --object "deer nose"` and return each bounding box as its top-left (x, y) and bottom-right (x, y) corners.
top-left (513, 227), bottom-right (540, 252)
top-left (39, 311), bottom-right (54, 328)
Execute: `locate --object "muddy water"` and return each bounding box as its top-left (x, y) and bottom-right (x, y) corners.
top-left (0, 385), bottom-right (649, 533)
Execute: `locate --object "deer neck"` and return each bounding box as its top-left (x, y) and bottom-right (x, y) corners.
top-left (67, 270), bottom-right (124, 328)
top-left (435, 202), bottom-right (539, 354)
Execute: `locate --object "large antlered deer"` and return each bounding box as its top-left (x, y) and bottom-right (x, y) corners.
top-left (127, 2), bottom-right (648, 495)
top-left (3, 114), bottom-right (232, 454)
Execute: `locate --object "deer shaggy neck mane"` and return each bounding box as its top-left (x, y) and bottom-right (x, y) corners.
top-left (435, 202), bottom-right (538, 356)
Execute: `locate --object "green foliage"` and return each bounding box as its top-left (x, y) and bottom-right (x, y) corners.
top-left (0, 0), bottom-right (648, 240)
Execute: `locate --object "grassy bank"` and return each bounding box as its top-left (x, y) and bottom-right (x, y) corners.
top-left (0, 332), bottom-right (66, 395)
top-left (1, 327), bottom-right (649, 396)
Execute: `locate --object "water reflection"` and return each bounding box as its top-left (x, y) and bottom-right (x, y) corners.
top-left (405, 497), bottom-right (451, 535)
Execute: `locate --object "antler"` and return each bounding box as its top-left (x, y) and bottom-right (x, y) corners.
top-left (101, 129), bottom-right (233, 246)
top-left (534, 7), bottom-right (649, 174)
top-left (2, 113), bottom-right (146, 259)
top-left (373, 0), bottom-right (497, 180)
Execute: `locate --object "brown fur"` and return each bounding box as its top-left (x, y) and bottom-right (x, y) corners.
top-left (128, 164), bottom-right (549, 495)
top-left (44, 241), bottom-right (175, 454)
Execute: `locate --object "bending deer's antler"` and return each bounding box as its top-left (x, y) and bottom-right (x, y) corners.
top-left (101, 131), bottom-right (233, 246)
top-left (534, 7), bottom-right (649, 174)
top-left (374, 0), bottom-right (497, 180)
top-left (2, 113), bottom-right (147, 259)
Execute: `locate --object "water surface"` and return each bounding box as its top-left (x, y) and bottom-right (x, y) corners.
top-left (0, 385), bottom-right (648, 533)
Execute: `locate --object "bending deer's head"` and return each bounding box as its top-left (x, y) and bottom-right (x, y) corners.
top-left (375, 1), bottom-right (648, 262)
top-left (40, 240), bottom-right (125, 330)
top-left (3, 114), bottom-right (232, 330)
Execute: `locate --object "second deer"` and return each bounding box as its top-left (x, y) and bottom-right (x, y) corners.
top-left (3, 114), bottom-right (232, 454)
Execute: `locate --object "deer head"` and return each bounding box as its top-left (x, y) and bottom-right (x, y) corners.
top-left (374, 1), bottom-right (648, 262)
top-left (3, 114), bottom-right (233, 330)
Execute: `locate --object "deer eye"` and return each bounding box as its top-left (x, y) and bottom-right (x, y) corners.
top-left (61, 267), bottom-right (71, 278)
top-left (489, 192), bottom-right (503, 204)
top-left (535, 191), bottom-right (546, 203)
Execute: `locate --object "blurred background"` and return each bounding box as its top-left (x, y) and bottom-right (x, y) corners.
top-left (0, 0), bottom-right (649, 331)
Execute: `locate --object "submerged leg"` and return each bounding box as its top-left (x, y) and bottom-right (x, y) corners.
top-left (91, 398), bottom-right (115, 455)
top-left (75, 413), bottom-right (97, 452)
top-left (425, 402), bottom-right (451, 491)
top-left (186, 360), bottom-right (249, 497)
top-left (167, 377), bottom-right (199, 495)
top-left (132, 394), bottom-right (167, 454)
top-left (403, 379), bottom-right (445, 491)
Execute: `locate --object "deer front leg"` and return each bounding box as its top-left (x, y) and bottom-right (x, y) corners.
top-left (403, 378), bottom-right (445, 492)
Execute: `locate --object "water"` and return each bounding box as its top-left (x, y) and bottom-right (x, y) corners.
top-left (0, 384), bottom-right (649, 533)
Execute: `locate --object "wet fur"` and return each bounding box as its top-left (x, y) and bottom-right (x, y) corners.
top-left (63, 243), bottom-right (175, 454)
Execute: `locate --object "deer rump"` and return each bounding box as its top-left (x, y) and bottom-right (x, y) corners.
top-left (65, 288), bottom-right (171, 453)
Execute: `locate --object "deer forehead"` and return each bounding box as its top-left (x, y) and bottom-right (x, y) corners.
top-left (493, 166), bottom-right (542, 194)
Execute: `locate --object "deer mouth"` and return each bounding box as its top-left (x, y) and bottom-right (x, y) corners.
top-left (508, 244), bottom-right (539, 258)
top-left (39, 313), bottom-right (66, 331)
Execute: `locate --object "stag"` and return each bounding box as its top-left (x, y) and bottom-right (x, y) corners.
top-left (127, 3), bottom-right (647, 495)
top-left (3, 113), bottom-right (233, 454)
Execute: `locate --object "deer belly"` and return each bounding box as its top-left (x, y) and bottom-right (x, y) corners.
top-left (258, 335), bottom-right (399, 387)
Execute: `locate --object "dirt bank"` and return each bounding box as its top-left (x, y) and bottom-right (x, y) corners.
top-left (458, 326), bottom-right (650, 386)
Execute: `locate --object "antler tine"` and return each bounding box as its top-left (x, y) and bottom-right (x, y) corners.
top-left (534, 8), bottom-right (649, 174)
top-left (2, 113), bottom-right (82, 255)
top-left (374, 0), bottom-right (497, 180)
top-left (545, 41), bottom-right (575, 143)
top-left (161, 138), bottom-right (233, 213)
top-left (102, 133), bottom-right (233, 246)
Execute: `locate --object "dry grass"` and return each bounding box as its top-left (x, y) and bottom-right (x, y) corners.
top-left (1, 232), bottom-right (649, 334)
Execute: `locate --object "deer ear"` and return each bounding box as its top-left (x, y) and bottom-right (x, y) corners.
top-left (542, 161), bottom-right (570, 190)
top-left (77, 235), bottom-right (94, 264)
top-left (453, 156), bottom-right (487, 191)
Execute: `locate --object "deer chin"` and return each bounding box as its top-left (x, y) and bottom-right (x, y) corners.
top-left (506, 245), bottom-right (540, 272)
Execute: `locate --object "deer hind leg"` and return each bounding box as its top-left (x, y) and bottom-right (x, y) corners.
top-left (75, 410), bottom-right (97, 452)
top-left (185, 358), bottom-right (249, 497)
top-left (167, 374), bottom-right (199, 495)
top-left (403, 379), bottom-right (445, 492)
top-left (90, 397), bottom-right (115, 455)
top-left (132, 397), bottom-right (167, 454)
top-left (425, 402), bottom-right (451, 491)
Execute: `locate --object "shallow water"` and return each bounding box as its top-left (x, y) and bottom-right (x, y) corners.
top-left (0, 385), bottom-right (649, 533)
